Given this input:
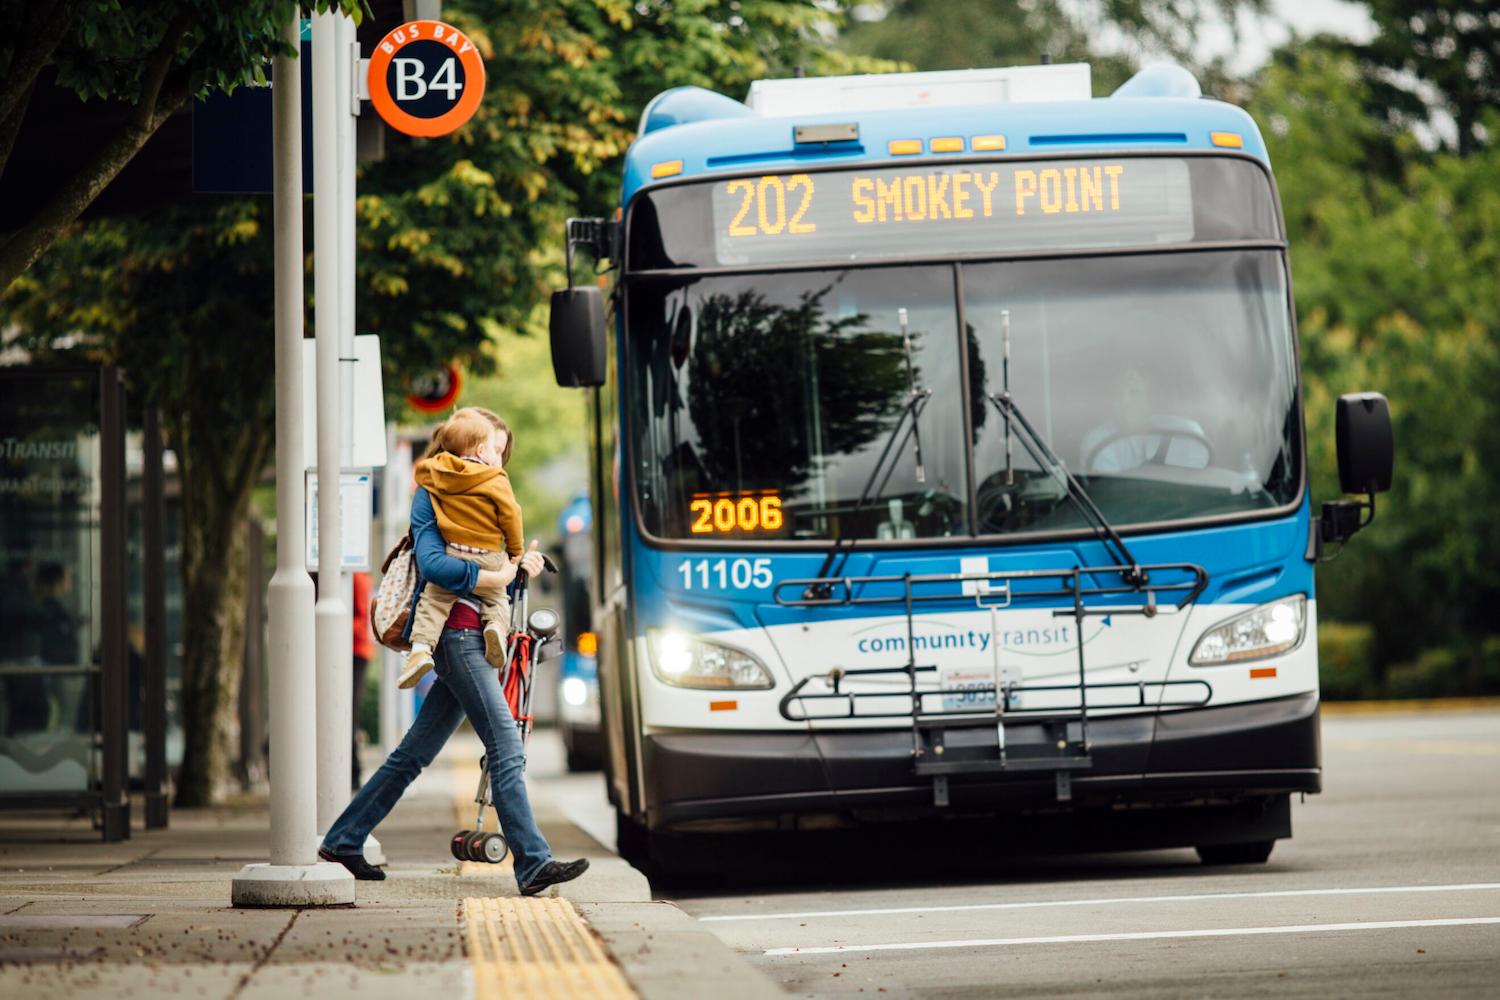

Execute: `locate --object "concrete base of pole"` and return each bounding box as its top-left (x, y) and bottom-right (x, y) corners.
top-left (363, 834), bottom-right (386, 867)
top-left (231, 861), bottom-right (354, 908)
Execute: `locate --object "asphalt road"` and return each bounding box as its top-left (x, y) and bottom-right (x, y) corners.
top-left (541, 708), bottom-right (1500, 998)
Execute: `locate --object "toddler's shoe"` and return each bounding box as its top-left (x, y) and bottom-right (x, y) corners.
top-left (484, 622), bottom-right (506, 668)
top-left (398, 648), bottom-right (434, 689)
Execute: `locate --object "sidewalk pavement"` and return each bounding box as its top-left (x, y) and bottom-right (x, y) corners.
top-left (0, 731), bottom-right (781, 1000)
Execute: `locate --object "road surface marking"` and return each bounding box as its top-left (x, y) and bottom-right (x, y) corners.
top-left (702, 881), bottom-right (1500, 923)
top-left (763, 916), bottom-right (1500, 956)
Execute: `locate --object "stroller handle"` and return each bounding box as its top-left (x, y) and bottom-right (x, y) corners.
top-left (513, 552), bottom-right (559, 591)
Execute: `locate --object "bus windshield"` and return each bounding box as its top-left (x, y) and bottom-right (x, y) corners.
top-left (626, 248), bottom-right (1299, 543)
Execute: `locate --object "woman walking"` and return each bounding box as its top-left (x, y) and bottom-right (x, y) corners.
top-left (318, 410), bottom-right (588, 896)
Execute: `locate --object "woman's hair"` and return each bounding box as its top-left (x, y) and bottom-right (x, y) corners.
top-left (422, 406), bottom-right (514, 465)
top-left (467, 406), bottom-right (514, 466)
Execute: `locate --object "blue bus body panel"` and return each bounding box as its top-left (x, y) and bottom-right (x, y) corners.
top-left (622, 503), bottom-right (1312, 638)
top-left (621, 97), bottom-right (1270, 206)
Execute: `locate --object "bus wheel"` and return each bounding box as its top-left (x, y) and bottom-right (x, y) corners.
top-left (1196, 840), bottom-right (1275, 865)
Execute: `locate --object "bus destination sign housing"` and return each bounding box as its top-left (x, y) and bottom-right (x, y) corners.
top-left (710, 158), bottom-right (1193, 265)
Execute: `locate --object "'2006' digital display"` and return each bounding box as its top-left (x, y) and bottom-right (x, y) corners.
top-left (710, 157), bottom-right (1193, 265)
top-left (689, 492), bottom-right (784, 535)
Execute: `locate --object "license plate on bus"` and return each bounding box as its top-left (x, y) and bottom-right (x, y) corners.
top-left (940, 668), bottom-right (996, 712)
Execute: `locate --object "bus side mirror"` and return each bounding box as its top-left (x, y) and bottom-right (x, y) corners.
top-left (1320, 392), bottom-right (1393, 548)
top-left (1336, 392), bottom-right (1393, 495)
top-left (550, 287), bottom-right (606, 388)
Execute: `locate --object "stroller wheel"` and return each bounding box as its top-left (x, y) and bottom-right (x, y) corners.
top-left (463, 830), bottom-right (490, 862)
top-left (451, 830), bottom-right (472, 861)
top-left (480, 833), bottom-right (509, 864)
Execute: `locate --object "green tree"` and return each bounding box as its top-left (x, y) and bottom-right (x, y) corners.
top-left (840, 0), bottom-right (1267, 94)
top-left (3, 0), bottom-right (894, 804)
top-left (1351, 1), bottom-right (1500, 155)
top-left (1249, 46), bottom-right (1500, 679)
top-left (0, 1), bottom-right (359, 290)
top-left (361, 0), bottom-right (896, 388)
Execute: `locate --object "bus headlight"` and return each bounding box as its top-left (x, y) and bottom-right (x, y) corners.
top-left (1189, 595), bottom-right (1307, 666)
top-left (647, 629), bottom-right (775, 689)
top-left (562, 677), bottom-right (589, 707)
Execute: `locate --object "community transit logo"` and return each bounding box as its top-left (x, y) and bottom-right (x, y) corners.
top-left (852, 618), bottom-right (1078, 658)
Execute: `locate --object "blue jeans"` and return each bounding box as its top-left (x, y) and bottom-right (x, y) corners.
top-left (322, 628), bottom-right (553, 887)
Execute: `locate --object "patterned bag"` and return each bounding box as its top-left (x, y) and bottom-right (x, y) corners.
top-left (370, 534), bottom-right (417, 652)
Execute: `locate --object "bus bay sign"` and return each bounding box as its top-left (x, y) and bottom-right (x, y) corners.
top-left (368, 21), bottom-right (486, 137)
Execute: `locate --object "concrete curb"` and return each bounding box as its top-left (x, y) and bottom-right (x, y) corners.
top-left (577, 901), bottom-right (785, 1000)
top-left (526, 784), bottom-right (782, 999)
top-left (450, 734), bottom-right (781, 999)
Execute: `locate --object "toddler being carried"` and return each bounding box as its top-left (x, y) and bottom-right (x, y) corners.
top-left (399, 407), bottom-right (523, 688)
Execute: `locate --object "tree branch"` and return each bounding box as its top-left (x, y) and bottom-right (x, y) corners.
top-left (134, 11), bottom-right (193, 131)
top-left (0, 0), bottom-right (83, 128)
top-left (0, 75), bottom-right (38, 185)
top-left (0, 67), bottom-right (194, 292)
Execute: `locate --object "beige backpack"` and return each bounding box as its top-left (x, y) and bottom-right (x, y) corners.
top-left (369, 535), bottom-right (417, 651)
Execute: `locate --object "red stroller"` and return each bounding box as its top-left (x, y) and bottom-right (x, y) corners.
top-left (449, 555), bottom-right (559, 865)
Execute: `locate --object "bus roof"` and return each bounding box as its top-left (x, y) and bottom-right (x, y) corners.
top-left (620, 64), bottom-right (1269, 206)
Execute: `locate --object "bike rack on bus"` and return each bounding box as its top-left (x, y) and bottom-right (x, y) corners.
top-left (773, 562), bottom-right (1212, 805)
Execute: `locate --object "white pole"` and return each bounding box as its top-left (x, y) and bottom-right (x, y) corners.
top-left (232, 15), bottom-right (353, 907)
top-left (313, 10), bottom-right (352, 838)
top-left (337, 13), bottom-right (384, 868)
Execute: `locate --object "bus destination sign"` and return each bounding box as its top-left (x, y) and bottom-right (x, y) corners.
top-left (709, 158), bottom-right (1193, 265)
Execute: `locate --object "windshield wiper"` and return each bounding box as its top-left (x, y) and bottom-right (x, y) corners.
top-left (985, 309), bottom-right (1148, 588)
top-left (804, 308), bottom-right (931, 598)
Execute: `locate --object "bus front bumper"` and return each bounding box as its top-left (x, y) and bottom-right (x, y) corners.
top-left (641, 692), bottom-right (1320, 828)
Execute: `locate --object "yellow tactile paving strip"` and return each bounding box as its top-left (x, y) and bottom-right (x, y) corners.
top-left (462, 895), bottom-right (636, 1000)
top-left (450, 750), bottom-right (635, 998)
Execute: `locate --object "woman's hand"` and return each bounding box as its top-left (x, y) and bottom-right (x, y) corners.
top-left (472, 558), bottom-right (517, 598)
top-left (517, 539), bottom-right (547, 579)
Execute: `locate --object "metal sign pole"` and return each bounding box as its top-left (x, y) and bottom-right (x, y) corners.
top-left (313, 9), bottom-right (353, 840)
top-left (336, 11), bottom-right (384, 867)
top-left (232, 15), bottom-right (352, 907)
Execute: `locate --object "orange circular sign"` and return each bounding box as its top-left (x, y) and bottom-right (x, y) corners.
top-left (407, 364), bottom-right (463, 413)
top-left (367, 21), bottom-right (485, 138)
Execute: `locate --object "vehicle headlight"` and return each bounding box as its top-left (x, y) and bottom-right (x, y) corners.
top-left (1189, 595), bottom-right (1307, 666)
top-left (647, 629), bottom-right (775, 690)
top-left (561, 677), bottom-right (589, 707)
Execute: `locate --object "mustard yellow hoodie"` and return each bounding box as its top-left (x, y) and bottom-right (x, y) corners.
top-left (414, 452), bottom-right (523, 557)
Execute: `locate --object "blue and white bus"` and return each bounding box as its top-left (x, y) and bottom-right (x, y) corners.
top-left (548, 63), bottom-right (1393, 869)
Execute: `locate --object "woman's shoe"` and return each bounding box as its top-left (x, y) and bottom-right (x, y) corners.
top-left (318, 846), bottom-right (386, 881)
top-left (520, 858), bottom-right (589, 896)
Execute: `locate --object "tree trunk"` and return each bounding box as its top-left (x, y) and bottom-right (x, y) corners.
top-left (171, 431), bottom-right (265, 807)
